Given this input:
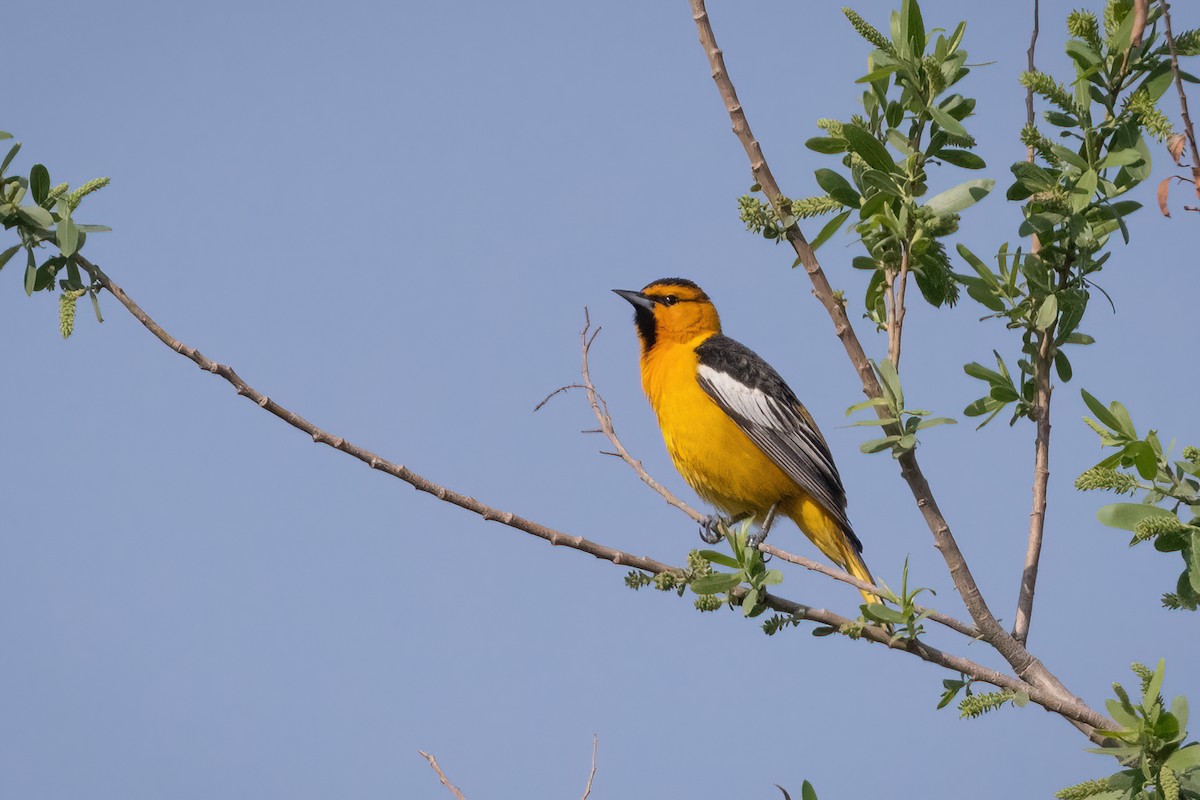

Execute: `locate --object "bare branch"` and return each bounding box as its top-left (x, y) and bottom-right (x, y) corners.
top-left (73, 255), bottom-right (679, 578)
top-left (419, 751), bottom-right (468, 800)
top-left (581, 735), bottom-right (598, 800)
top-left (1014, 0), bottom-right (1047, 648)
top-left (759, 544), bottom-right (979, 638)
top-left (686, 0), bottom-right (1112, 733)
top-left (1161, 0), bottom-right (1200, 204)
top-left (575, 311), bottom-right (705, 523)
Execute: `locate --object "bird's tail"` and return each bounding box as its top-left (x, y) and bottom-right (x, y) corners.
top-left (787, 497), bottom-right (881, 607)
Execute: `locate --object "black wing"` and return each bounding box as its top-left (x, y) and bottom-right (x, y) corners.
top-left (695, 335), bottom-right (858, 545)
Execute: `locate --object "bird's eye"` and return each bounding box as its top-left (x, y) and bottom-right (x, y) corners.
top-left (661, 295), bottom-right (678, 306)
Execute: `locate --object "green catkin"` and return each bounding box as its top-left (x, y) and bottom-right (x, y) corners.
top-left (841, 7), bottom-right (893, 52)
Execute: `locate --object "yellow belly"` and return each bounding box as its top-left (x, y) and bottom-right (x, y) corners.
top-left (642, 339), bottom-right (799, 516)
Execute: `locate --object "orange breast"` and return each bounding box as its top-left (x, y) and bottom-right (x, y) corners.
top-left (640, 338), bottom-right (800, 516)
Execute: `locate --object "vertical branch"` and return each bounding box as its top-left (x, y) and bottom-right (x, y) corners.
top-left (1161, 0), bottom-right (1200, 202)
top-left (1014, 0), bottom-right (1046, 646)
top-left (891, 247), bottom-right (910, 369)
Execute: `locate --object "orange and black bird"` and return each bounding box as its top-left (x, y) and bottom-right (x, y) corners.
top-left (614, 278), bottom-right (876, 601)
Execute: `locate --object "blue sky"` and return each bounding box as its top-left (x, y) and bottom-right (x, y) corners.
top-left (2, 1), bottom-right (1197, 797)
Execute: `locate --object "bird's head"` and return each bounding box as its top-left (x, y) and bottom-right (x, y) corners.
top-left (613, 278), bottom-right (721, 353)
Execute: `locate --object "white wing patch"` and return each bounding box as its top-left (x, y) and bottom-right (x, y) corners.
top-left (696, 363), bottom-right (850, 530)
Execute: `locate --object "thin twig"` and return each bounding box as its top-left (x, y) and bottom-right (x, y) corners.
top-left (1160, 0), bottom-right (1200, 202)
top-left (1013, 0), bottom-right (1047, 648)
top-left (759, 544), bottom-right (979, 638)
top-left (581, 735), bottom-right (598, 800)
top-left (419, 751), bottom-right (468, 800)
top-left (71, 252), bottom-right (1113, 735)
top-left (892, 248), bottom-right (910, 370)
top-left (687, 0), bottom-right (1111, 734)
top-left (575, 310), bottom-right (705, 523)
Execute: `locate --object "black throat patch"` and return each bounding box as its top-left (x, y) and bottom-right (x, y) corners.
top-left (633, 303), bottom-right (656, 352)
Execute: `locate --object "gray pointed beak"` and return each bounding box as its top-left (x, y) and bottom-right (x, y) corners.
top-left (613, 289), bottom-right (655, 311)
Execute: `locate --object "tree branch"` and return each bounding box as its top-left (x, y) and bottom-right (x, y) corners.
top-left (686, 0), bottom-right (1112, 734)
top-left (581, 735), bottom-right (598, 800)
top-left (1161, 0), bottom-right (1200, 203)
top-left (419, 751), bottom-right (468, 800)
top-left (1013, 0), bottom-right (1047, 647)
top-left (76, 250), bottom-right (1110, 735)
top-left (759, 544), bottom-right (979, 639)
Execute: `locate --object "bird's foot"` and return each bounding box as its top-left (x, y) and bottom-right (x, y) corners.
top-left (698, 515), bottom-right (724, 544)
top-left (747, 502), bottom-right (781, 549)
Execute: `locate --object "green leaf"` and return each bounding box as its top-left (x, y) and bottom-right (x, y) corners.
top-left (1126, 441), bottom-right (1159, 480)
top-left (1190, 531), bottom-right (1200, 593)
top-left (801, 780), bottom-right (818, 800)
top-left (29, 164), bottom-right (49, 205)
top-left (23, 249), bottom-right (36, 296)
top-left (842, 125), bottom-right (895, 174)
top-left (1081, 389), bottom-right (1124, 435)
top-left (0, 141), bottom-right (21, 175)
top-left (1143, 659), bottom-right (1165, 714)
top-left (805, 137), bottom-right (846, 154)
top-left (856, 65), bottom-right (900, 84)
top-left (846, 397), bottom-right (890, 416)
top-left (763, 569), bottom-right (783, 586)
top-left (1164, 743), bottom-right (1200, 772)
top-left (742, 587), bottom-right (760, 616)
top-left (57, 217), bottom-right (80, 257)
top-left (861, 436), bottom-right (901, 454)
top-left (698, 550), bottom-right (740, 569)
top-left (1070, 169), bottom-right (1098, 212)
top-left (929, 104), bottom-right (967, 138)
top-left (814, 169), bottom-right (860, 208)
top-left (690, 572), bottom-right (742, 595)
top-left (811, 210), bottom-right (852, 251)
top-left (925, 179), bottom-right (994, 215)
top-left (0, 131), bottom-right (11, 140)
top-left (864, 603), bottom-right (906, 624)
top-left (1054, 352), bottom-right (1072, 382)
top-left (935, 149), bottom-right (986, 169)
top-left (1034, 293), bottom-right (1058, 331)
top-left (1100, 149), bottom-right (1145, 168)
top-left (0, 243), bottom-right (20, 271)
top-left (18, 205), bottom-right (54, 229)
top-left (1096, 503), bottom-right (1174, 532)
top-left (1106, 699), bottom-right (1141, 728)
top-left (915, 417), bottom-right (956, 430)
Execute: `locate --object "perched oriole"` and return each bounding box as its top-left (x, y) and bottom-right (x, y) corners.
top-left (615, 278), bottom-right (876, 603)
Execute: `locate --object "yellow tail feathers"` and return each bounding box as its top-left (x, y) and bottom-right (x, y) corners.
top-left (787, 495), bottom-right (881, 606)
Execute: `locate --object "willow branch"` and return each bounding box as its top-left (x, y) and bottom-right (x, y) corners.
top-left (1161, 0), bottom-right (1200, 202)
top-left (419, 751), bottom-right (468, 800)
top-left (75, 250), bottom-right (1112, 734)
top-left (759, 544), bottom-right (979, 638)
top-left (686, 0), bottom-right (1110, 731)
top-left (1013, 0), bottom-right (1047, 647)
top-left (581, 736), bottom-right (598, 800)
top-left (576, 312), bottom-right (705, 523)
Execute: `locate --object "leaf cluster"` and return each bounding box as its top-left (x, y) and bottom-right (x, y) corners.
top-left (1061, 661), bottom-right (1200, 800)
top-left (847, 357), bottom-right (955, 457)
top-left (1079, 391), bottom-right (1200, 611)
top-left (690, 522), bottom-right (784, 617)
top-left (0, 129), bottom-right (110, 338)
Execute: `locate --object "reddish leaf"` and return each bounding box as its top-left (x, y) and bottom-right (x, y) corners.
top-left (1167, 133), bottom-right (1187, 166)
top-left (1158, 176), bottom-right (1173, 217)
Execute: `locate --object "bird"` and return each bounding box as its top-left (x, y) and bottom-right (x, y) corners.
top-left (613, 277), bottom-right (877, 604)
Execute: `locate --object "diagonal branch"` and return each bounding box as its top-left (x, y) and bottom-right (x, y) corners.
top-left (686, 0), bottom-right (1110, 731)
top-left (75, 251), bottom-right (1111, 733)
top-left (1014, 0), bottom-right (1047, 648)
top-left (419, 751), bottom-right (468, 800)
top-left (1161, 0), bottom-right (1200, 203)
top-left (759, 544), bottom-right (979, 639)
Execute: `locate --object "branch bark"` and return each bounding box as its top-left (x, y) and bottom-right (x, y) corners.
top-left (419, 751), bottom-right (468, 800)
top-left (75, 250), bottom-right (1110, 734)
top-left (1161, 0), bottom-right (1200, 203)
top-left (1013, 0), bottom-right (1047, 647)
top-left (686, 0), bottom-right (1112, 737)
